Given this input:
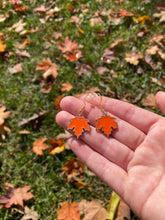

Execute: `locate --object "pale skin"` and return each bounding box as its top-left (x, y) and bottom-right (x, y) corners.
top-left (56, 91), bottom-right (165, 220)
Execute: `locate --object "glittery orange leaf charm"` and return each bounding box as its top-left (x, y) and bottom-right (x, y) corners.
top-left (96, 116), bottom-right (118, 136)
top-left (67, 117), bottom-right (90, 138)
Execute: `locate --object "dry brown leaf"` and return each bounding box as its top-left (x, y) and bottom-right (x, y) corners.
top-left (101, 49), bottom-right (116, 63)
top-left (0, 106), bottom-right (10, 125)
top-left (32, 138), bottom-right (49, 155)
top-left (61, 82), bottom-right (73, 92)
top-left (10, 19), bottom-right (26, 33)
top-left (16, 49), bottom-right (30, 57)
top-left (57, 201), bottom-right (81, 220)
top-left (47, 139), bottom-right (65, 155)
top-left (142, 93), bottom-right (156, 109)
top-left (61, 158), bottom-right (86, 181)
top-left (21, 206), bottom-right (39, 220)
top-left (0, 124), bottom-right (11, 139)
top-left (0, 183), bottom-right (34, 208)
top-left (78, 199), bottom-right (109, 220)
top-left (109, 39), bottom-right (123, 49)
top-left (8, 63), bottom-right (23, 74)
top-left (146, 45), bottom-right (160, 55)
top-left (154, 11), bottom-right (165, 22)
top-left (18, 111), bottom-right (48, 127)
top-left (115, 200), bottom-right (130, 220)
top-left (36, 59), bottom-right (59, 79)
top-left (125, 53), bottom-right (143, 65)
top-left (76, 63), bottom-right (92, 76)
top-left (58, 37), bottom-right (78, 53)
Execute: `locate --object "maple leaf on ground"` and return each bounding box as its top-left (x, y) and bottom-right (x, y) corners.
top-left (78, 199), bottom-right (109, 220)
top-left (119, 9), bottom-right (135, 17)
top-left (63, 50), bottom-right (82, 62)
top-left (0, 106), bottom-right (10, 125)
top-left (21, 206), bottom-right (39, 220)
top-left (0, 183), bottom-right (34, 208)
top-left (96, 116), bottom-right (118, 136)
top-left (58, 37), bottom-right (78, 53)
top-left (35, 59), bottom-right (59, 79)
top-left (57, 201), bottom-right (81, 220)
top-left (142, 93), bottom-right (156, 110)
top-left (67, 117), bottom-right (90, 138)
top-left (101, 49), bottom-right (116, 63)
top-left (32, 138), bottom-right (49, 155)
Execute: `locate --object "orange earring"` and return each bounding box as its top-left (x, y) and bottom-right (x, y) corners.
top-left (96, 95), bottom-right (118, 137)
top-left (67, 99), bottom-right (90, 138)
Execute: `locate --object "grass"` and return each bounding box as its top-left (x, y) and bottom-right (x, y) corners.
top-left (0, 0), bottom-right (165, 219)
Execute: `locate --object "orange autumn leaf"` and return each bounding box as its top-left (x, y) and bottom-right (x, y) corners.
top-left (57, 201), bottom-right (81, 220)
top-left (0, 40), bottom-right (6, 52)
top-left (67, 117), bottom-right (90, 138)
top-left (0, 183), bottom-right (34, 208)
top-left (119, 9), bottom-right (135, 17)
top-left (96, 116), bottom-right (118, 136)
top-left (32, 138), bottom-right (49, 155)
top-left (63, 51), bottom-right (82, 62)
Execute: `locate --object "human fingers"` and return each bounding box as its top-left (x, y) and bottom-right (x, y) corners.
top-left (83, 94), bottom-right (161, 134)
top-left (67, 136), bottom-right (127, 198)
top-left (59, 96), bottom-right (145, 151)
top-left (56, 110), bottom-right (134, 171)
top-left (156, 91), bottom-right (165, 115)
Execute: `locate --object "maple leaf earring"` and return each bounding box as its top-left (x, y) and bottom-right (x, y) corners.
top-left (96, 95), bottom-right (118, 137)
top-left (67, 99), bottom-right (90, 138)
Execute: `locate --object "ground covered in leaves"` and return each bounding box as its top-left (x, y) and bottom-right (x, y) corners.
top-left (0, 0), bottom-right (165, 219)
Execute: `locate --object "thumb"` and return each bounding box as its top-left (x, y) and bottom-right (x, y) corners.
top-left (156, 91), bottom-right (165, 115)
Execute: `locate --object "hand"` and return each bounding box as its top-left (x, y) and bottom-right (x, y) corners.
top-left (56, 91), bottom-right (165, 220)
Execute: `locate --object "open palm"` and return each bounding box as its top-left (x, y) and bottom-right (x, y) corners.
top-left (56, 91), bottom-right (165, 220)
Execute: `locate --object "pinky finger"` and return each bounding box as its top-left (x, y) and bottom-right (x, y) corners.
top-left (68, 137), bottom-right (127, 198)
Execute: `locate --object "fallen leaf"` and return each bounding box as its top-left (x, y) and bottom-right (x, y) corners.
top-left (101, 49), bottom-right (116, 63)
top-left (21, 206), bottom-right (39, 220)
top-left (96, 116), bottom-right (118, 136)
top-left (61, 82), bottom-right (73, 92)
top-left (97, 66), bottom-right (110, 75)
top-left (115, 200), bottom-right (130, 220)
top-left (57, 201), bottom-right (81, 220)
top-left (16, 50), bottom-right (30, 58)
top-left (32, 138), bottom-right (49, 155)
top-left (76, 63), bottom-right (92, 76)
top-left (67, 117), bottom-right (90, 138)
top-left (0, 124), bottom-right (11, 139)
top-left (142, 93), bottom-right (156, 109)
top-left (48, 139), bottom-right (65, 155)
top-left (78, 199), bottom-right (109, 220)
top-left (90, 16), bottom-right (103, 26)
top-left (63, 50), bottom-right (82, 62)
top-left (18, 111), bottom-right (48, 127)
top-left (0, 183), bottom-right (34, 208)
top-left (58, 37), bottom-right (78, 53)
top-left (10, 19), bottom-right (26, 33)
top-left (52, 32), bottom-right (62, 40)
top-left (54, 94), bottom-right (64, 111)
top-left (154, 11), bottom-right (165, 22)
top-left (125, 53), bottom-right (143, 65)
top-left (36, 59), bottom-right (59, 79)
top-left (0, 40), bottom-right (6, 52)
top-left (8, 63), bottom-right (23, 74)
top-left (61, 158), bottom-right (85, 181)
top-left (119, 10), bottom-right (135, 17)
top-left (0, 106), bottom-right (10, 125)
top-left (133, 15), bottom-right (151, 24)
top-left (109, 39), bottom-right (123, 49)
top-left (146, 45), bottom-right (160, 55)
top-left (107, 191), bottom-right (120, 220)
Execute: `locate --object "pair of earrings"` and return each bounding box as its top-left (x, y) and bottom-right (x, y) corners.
top-left (67, 94), bottom-right (118, 138)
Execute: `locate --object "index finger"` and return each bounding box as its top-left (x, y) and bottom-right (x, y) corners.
top-left (84, 95), bottom-right (161, 134)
